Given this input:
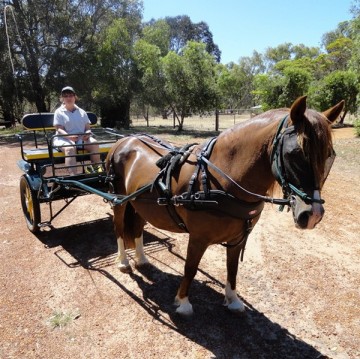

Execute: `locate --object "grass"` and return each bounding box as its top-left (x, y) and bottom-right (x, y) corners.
top-left (48, 310), bottom-right (80, 329)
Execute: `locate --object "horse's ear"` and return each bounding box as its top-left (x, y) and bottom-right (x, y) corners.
top-left (289, 95), bottom-right (307, 125)
top-left (322, 100), bottom-right (345, 124)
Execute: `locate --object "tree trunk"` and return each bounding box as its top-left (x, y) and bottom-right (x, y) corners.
top-left (215, 109), bottom-right (219, 131)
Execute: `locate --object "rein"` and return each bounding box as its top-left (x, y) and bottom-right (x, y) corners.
top-left (197, 136), bottom-right (290, 206)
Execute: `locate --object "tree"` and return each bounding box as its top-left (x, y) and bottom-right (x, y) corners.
top-left (349, 2), bottom-right (360, 73)
top-left (1, 0), bottom-right (142, 119)
top-left (162, 15), bottom-right (221, 62)
top-left (253, 64), bottom-right (311, 110)
top-left (217, 62), bottom-right (254, 110)
top-left (133, 38), bottom-right (167, 123)
top-left (310, 71), bottom-right (358, 124)
top-left (325, 37), bottom-right (353, 71)
top-left (162, 41), bottom-right (218, 130)
top-left (94, 15), bottom-right (142, 129)
top-left (142, 19), bottom-right (171, 57)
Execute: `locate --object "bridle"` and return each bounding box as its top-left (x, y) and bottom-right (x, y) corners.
top-left (270, 115), bottom-right (334, 206)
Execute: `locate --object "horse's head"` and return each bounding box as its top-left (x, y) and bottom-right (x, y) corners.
top-left (271, 96), bottom-right (344, 229)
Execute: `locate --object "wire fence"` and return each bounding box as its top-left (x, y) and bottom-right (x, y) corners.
top-left (131, 109), bottom-right (259, 132)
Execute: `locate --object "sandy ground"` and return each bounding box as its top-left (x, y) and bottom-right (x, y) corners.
top-left (0, 126), bottom-right (359, 359)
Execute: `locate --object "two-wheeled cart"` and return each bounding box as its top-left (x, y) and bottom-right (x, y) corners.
top-left (17, 112), bottom-right (150, 233)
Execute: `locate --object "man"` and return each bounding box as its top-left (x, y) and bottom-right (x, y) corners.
top-left (53, 86), bottom-right (102, 175)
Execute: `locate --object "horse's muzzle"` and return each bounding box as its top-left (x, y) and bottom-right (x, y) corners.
top-left (291, 191), bottom-right (324, 229)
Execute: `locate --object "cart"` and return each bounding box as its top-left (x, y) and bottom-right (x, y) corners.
top-left (17, 112), bottom-right (151, 233)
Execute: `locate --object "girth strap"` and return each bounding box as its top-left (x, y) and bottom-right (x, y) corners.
top-left (221, 218), bottom-right (256, 262)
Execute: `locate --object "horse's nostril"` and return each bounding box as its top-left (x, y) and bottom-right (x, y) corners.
top-left (297, 211), bottom-right (310, 229)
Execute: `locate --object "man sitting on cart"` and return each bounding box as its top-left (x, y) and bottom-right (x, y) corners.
top-left (53, 86), bottom-right (102, 175)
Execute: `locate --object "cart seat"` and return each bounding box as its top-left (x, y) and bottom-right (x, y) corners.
top-left (19, 112), bottom-right (116, 163)
top-left (22, 112), bottom-right (98, 130)
top-left (22, 143), bottom-right (113, 161)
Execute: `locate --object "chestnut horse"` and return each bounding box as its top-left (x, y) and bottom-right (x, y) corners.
top-left (106, 96), bottom-right (344, 316)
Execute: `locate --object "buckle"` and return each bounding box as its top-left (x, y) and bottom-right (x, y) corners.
top-left (157, 197), bottom-right (168, 205)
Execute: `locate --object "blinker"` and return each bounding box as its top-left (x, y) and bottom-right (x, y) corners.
top-left (271, 116), bottom-right (335, 204)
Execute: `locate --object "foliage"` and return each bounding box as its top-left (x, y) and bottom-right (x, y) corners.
top-left (162, 15), bottom-right (221, 62)
top-left (94, 15), bottom-right (142, 128)
top-left (253, 65), bottom-right (311, 110)
top-left (310, 71), bottom-right (358, 123)
top-left (133, 38), bottom-right (167, 119)
top-left (217, 62), bottom-right (254, 109)
top-left (162, 41), bottom-right (218, 130)
top-left (0, 0), bottom-right (359, 129)
top-left (142, 19), bottom-right (171, 56)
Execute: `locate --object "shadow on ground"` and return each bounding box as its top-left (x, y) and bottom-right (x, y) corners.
top-left (34, 220), bottom-right (325, 359)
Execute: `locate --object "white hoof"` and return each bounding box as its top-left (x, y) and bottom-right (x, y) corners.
top-left (135, 255), bottom-right (150, 268)
top-left (174, 296), bottom-right (193, 316)
top-left (223, 282), bottom-right (245, 313)
top-left (115, 256), bottom-right (132, 273)
top-left (117, 263), bottom-right (132, 273)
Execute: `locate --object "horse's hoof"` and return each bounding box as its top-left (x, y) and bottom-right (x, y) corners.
top-left (118, 263), bottom-right (132, 273)
top-left (175, 304), bottom-right (193, 316)
top-left (135, 257), bottom-right (150, 268)
top-left (174, 296), bottom-right (193, 316)
top-left (224, 299), bottom-right (246, 314)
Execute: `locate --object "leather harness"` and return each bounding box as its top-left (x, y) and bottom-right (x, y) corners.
top-left (152, 135), bottom-right (264, 260)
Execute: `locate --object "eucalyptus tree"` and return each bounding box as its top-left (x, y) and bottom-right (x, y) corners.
top-left (94, 12), bottom-right (143, 129)
top-left (349, 1), bottom-right (360, 73)
top-left (253, 65), bottom-right (311, 110)
top-left (0, 8), bottom-right (20, 125)
top-left (133, 38), bottom-right (167, 123)
top-left (2, 0), bottom-right (142, 116)
top-left (142, 19), bottom-right (171, 57)
top-left (161, 41), bottom-right (218, 131)
top-left (310, 71), bottom-right (358, 124)
top-left (153, 15), bottom-right (221, 62)
top-left (217, 62), bottom-right (253, 110)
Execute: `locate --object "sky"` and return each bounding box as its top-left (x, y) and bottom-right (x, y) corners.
top-left (142, 0), bottom-right (355, 64)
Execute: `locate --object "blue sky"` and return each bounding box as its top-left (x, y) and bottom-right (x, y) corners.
top-left (142, 0), bottom-right (355, 64)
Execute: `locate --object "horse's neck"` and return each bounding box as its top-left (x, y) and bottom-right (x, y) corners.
top-left (210, 119), bottom-right (279, 199)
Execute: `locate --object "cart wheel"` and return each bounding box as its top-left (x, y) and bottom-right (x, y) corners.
top-left (20, 175), bottom-right (41, 233)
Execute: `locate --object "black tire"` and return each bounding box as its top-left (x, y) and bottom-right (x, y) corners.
top-left (20, 175), bottom-right (41, 233)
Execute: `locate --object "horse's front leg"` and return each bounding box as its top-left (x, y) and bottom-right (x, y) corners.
top-left (116, 234), bottom-right (132, 273)
top-left (224, 238), bottom-right (245, 313)
top-left (175, 238), bottom-right (207, 316)
top-left (134, 233), bottom-right (149, 267)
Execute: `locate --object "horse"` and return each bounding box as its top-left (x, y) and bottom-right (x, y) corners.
top-left (105, 96), bottom-right (344, 316)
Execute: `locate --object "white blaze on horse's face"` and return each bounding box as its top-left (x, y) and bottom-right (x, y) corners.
top-left (292, 190), bottom-right (325, 229)
top-left (307, 190), bottom-right (324, 229)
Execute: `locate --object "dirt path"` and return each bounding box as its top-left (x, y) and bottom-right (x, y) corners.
top-left (0, 127), bottom-right (359, 359)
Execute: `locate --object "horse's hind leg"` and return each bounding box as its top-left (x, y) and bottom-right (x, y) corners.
top-left (114, 204), bottom-right (148, 272)
top-left (224, 239), bottom-right (245, 313)
top-left (175, 238), bottom-right (208, 316)
top-left (113, 205), bottom-right (132, 273)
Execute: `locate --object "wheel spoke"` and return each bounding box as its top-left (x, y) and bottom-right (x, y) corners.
top-left (25, 186), bottom-right (34, 221)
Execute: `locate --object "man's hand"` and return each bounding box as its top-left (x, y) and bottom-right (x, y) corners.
top-left (68, 135), bottom-right (78, 142)
top-left (82, 130), bottom-right (92, 141)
